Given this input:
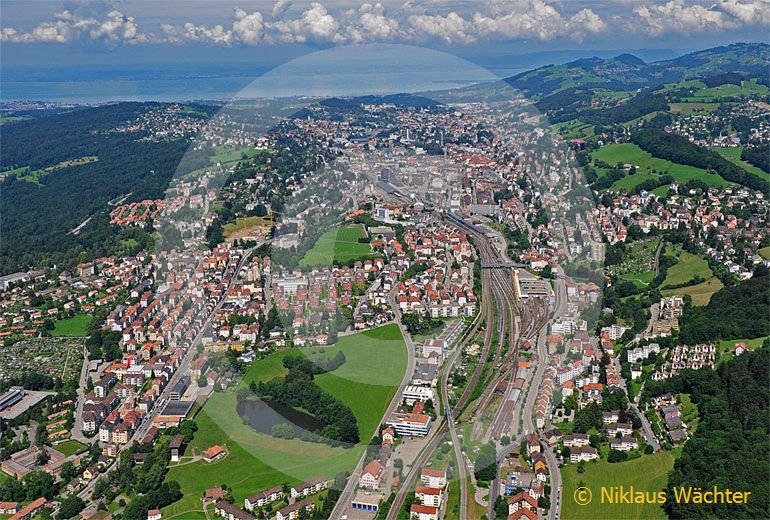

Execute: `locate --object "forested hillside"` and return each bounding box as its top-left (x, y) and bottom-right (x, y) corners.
top-left (0, 103), bottom-right (211, 274)
top-left (678, 274), bottom-right (770, 343)
top-left (506, 42), bottom-right (769, 98)
top-left (645, 346), bottom-right (769, 519)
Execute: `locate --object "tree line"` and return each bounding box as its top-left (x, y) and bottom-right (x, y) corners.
top-left (255, 356), bottom-right (360, 445)
top-left (631, 128), bottom-right (770, 194)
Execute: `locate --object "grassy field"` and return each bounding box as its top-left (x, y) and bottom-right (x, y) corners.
top-left (717, 336), bottom-right (768, 365)
top-left (561, 451), bottom-right (677, 520)
top-left (163, 407), bottom-right (292, 518)
top-left (165, 325), bottom-right (406, 515)
top-left (686, 80), bottom-right (768, 102)
top-left (51, 314), bottom-right (92, 337)
top-left (677, 393), bottom-right (699, 434)
top-left (3, 156), bottom-right (99, 184)
top-left (712, 146), bottom-right (770, 181)
top-left (211, 146), bottom-right (265, 165)
top-left (54, 439), bottom-right (87, 456)
top-left (759, 246), bottom-right (770, 260)
top-left (619, 270), bottom-right (656, 289)
top-left (592, 143), bottom-right (730, 193)
top-left (661, 250), bottom-right (711, 287)
top-left (551, 119), bottom-right (595, 139)
top-left (311, 324), bottom-right (408, 438)
top-left (662, 278), bottom-right (723, 306)
top-left (668, 102), bottom-right (720, 114)
top-left (300, 224), bottom-right (372, 267)
top-left (660, 245), bottom-right (721, 305)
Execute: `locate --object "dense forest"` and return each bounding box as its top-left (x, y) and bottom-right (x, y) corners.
top-left (741, 143), bottom-right (770, 174)
top-left (631, 128), bottom-right (770, 194)
top-left (0, 103), bottom-right (212, 274)
top-left (678, 274), bottom-right (770, 343)
top-left (644, 347), bottom-right (769, 519)
top-left (550, 91), bottom-right (670, 126)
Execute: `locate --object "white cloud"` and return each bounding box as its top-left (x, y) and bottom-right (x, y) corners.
top-left (408, 12), bottom-right (476, 44)
top-left (161, 22), bottom-right (233, 46)
top-left (233, 7), bottom-right (264, 44)
top-left (271, 0), bottom-right (293, 18)
top-left (716, 0), bottom-right (770, 25)
top-left (631, 0), bottom-right (738, 35)
top-left (2, 1), bottom-right (767, 47)
top-left (472, 0), bottom-right (565, 41)
top-left (90, 10), bottom-right (146, 44)
top-left (1, 9), bottom-right (148, 44)
top-left (568, 8), bottom-right (608, 41)
top-left (267, 2), bottom-right (341, 43)
top-left (341, 3), bottom-right (401, 43)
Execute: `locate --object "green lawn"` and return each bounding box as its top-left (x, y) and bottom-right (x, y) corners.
top-left (163, 408), bottom-right (292, 518)
top-left (677, 393), bottom-right (699, 434)
top-left (668, 102), bottom-right (720, 114)
top-left (661, 278), bottom-right (723, 306)
top-left (211, 146), bottom-right (265, 164)
top-left (165, 325), bottom-right (406, 514)
top-left (50, 314), bottom-right (92, 337)
top-left (660, 245), bottom-right (721, 305)
top-left (712, 146), bottom-right (770, 181)
top-left (685, 80), bottom-right (768, 102)
top-left (300, 224), bottom-right (373, 267)
top-left (661, 250), bottom-right (711, 287)
top-left (561, 451), bottom-right (677, 520)
top-left (759, 246), bottom-right (770, 260)
top-left (550, 119), bottom-right (595, 139)
top-left (620, 270), bottom-right (656, 288)
top-left (311, 324), bottom-right (408, 438)
top-left (717, 336), bottom-right (768, 365)
top-left (54, 439), bottom-right (87, 456)
top-left (592, 143), bottom-right (730, 193)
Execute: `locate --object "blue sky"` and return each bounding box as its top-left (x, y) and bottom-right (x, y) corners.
top-left (1, 0), bottom-right (767, 68)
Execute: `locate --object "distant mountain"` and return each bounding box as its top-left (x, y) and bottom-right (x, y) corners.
top-left (505, 42), bottom-right (770, 98)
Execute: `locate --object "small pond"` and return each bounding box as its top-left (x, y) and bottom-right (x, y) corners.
top-left (236, 398), bottom-right (325, 436)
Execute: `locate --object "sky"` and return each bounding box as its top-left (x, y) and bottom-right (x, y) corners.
top-left (1, 0), bottom-right (767, 71)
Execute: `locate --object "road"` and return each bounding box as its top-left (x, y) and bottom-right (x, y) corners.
top-left (328, 280), bottom-right (418, 520)
top-left (71, 346), bottom-right (91, 443)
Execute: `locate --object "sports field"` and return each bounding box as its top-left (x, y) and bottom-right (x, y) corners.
top-left (300, 224), bottom-right (372, 267)
top-left (223, 215), bottom-right (272, 241)
top-left (51, 314), bottom-right (92, 337)
top-left (164, 325), bottom-right (406, 516)
top-left (54, 439), bottom-right (87, 456)
top-left (561, 451), bottom-right (677, 520)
